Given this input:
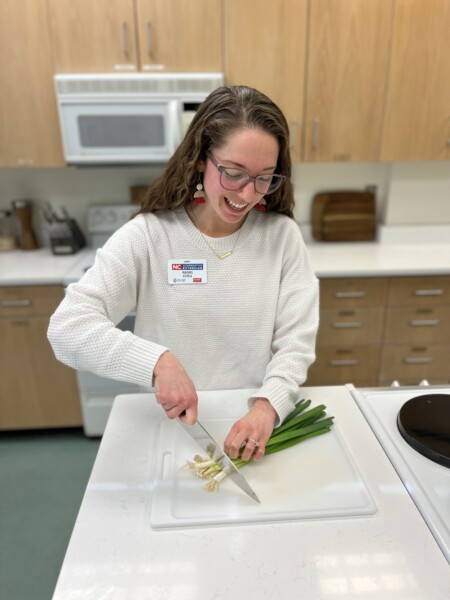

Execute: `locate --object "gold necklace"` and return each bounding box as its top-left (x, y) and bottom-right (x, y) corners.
top-left (189, 210), bottom-right (243, 259)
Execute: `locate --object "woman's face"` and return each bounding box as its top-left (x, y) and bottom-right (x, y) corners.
top-left (200, 127), bottom-right (279, 230)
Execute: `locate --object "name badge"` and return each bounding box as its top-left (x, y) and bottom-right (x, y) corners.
top-left (168, 259), bottom-right (207, 284)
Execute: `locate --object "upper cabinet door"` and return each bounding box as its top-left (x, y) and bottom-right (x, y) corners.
top-left (0, 0), bottom-right (64, 166)
top-left (381, 0), bottom-right (450, 161)
top-left (135, 0), bottom-right (222, 72)
top-left (303, 0), bottom-right (393, 163)
top-left (224, 0), bottom-right (308, 163)
top-left (47, 0), bottom-right (138, 72)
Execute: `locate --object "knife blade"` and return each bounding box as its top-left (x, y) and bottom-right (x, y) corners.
top-left (178, 419), bottom-right (260, 503)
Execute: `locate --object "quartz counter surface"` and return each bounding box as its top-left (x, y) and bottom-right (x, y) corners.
top-left (0, 248), bottom-right (91, 285)
top-left (52, 386), bottom-right (450, 600)
top-left (1, 225), bottom-right (449, 286)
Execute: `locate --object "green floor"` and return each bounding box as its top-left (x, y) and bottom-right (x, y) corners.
top-left (0, 429), bottom-right (100, 600)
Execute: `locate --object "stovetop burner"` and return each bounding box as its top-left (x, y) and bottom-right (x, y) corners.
top-left (397, 394), bottom-right (450, 468)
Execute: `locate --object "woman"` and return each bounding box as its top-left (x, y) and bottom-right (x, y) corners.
top-left (48, 86), bottom-right (319, 463)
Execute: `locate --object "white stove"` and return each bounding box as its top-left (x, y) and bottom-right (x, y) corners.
top-left (64, 204), bottom-right (137, 285)
top-left (349, 383), bottom-right (450, 565)
top-left (63, 204), bottom-right (139, 436)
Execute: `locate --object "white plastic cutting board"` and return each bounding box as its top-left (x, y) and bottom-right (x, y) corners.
top-left (149, 418), bottom-right (376, 529)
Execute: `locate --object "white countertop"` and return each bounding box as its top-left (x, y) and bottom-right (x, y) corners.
top-left (304, 224), bottom-right (450, 277)
top-left (307, 240), bottom-right (450, 277)
top-left (0, 247), bottom-right (91, 285)
top-left (52, 387), bottom-right (450, 600)
top-left (1, 225), bottom-right (449, 286)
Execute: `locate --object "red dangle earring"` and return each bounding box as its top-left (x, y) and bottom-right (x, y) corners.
top-left (254, 198), bottom-right (267, 212)
top-left (193, 174), bottom-right (206, 204)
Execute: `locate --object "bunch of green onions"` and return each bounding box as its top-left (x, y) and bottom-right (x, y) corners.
top-left (187, 399), bottom-right (334, 493)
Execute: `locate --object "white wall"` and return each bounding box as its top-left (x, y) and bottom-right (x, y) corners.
top-left (384, 162), bottom-right (450, 225)
top-left (0, 160), bottom-right (449, 243)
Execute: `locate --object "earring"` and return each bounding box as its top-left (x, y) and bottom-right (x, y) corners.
top-left (254, 198), bottom-right (267, 212)
top-left (193, 174), bottom-right (206, 204)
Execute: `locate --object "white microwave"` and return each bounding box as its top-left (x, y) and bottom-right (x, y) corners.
top-left (54, 73), bottom-right (223, 165)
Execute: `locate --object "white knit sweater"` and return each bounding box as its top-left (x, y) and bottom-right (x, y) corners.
top-left (48, 208), bottom-right (319, 423)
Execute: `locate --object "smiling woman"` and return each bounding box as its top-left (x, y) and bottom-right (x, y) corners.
top-left (47, 85), bottom-right (319, 467)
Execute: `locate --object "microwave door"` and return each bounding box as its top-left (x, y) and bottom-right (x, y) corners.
top-left (58, 100), bottom-right (181, 164)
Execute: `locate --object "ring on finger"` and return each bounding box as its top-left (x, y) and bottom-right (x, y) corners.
top-left (247, 438), bottom-right (259, 448)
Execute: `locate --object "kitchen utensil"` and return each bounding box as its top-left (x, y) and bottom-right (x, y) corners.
top-left (0, 209), bottom-right (17, 251)
top-left (150, 417), bottom-right (376, 529)
top-left (11, 199), bottom-right (39, 250)
top-left (311, 189), bottom-right (376, 241)
top-left (177, 418), bottom-right (260, 503)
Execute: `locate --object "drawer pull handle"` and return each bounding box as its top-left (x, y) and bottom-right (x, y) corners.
top-left (334, 291), bottom-right (365, 299)
top-left (0, 299), bottom-right (32, 307)
top-left (410, 319), bottom-right (439, 327)
top-left (121, 21), bottom-right (129, 58)
top-left (332, 321), bottom-right (362, 329)
top-left (329, 359), bottom-right (359, 366)
top-left (404, 357), bottom-right (433, 365)
top-left (145, 20), bottom-right (153, 58)
top-left (414, 289), bottom-right (444, 296)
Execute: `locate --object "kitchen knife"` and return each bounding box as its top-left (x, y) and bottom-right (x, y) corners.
top-left (178, 419), bottom-right (260, 503)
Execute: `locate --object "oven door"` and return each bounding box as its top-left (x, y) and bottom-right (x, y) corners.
top-left (57, 97), bottom-right (181, 164)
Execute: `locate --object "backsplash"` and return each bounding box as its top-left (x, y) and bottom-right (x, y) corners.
top-left (0, 161), bottom-right (449, 244)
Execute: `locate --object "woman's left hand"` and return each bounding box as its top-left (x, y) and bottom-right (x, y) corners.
top-left (223, 398), bottom-right (277, 462)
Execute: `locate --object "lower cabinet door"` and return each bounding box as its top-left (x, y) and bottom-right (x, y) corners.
top-left (306, 345), bottom-right (381, 386)
top-left (0, 316), bottom-right (82, 429)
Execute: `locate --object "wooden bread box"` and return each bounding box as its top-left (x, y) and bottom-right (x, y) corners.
top-left (311, 190), bottom-right (376, 241)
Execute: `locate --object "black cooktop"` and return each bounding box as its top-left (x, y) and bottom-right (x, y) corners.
top-left (397, 394), bottom-right (450, 468)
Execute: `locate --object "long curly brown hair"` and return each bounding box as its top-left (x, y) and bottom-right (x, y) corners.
top-left (138, 86), bottom-right (294, 218)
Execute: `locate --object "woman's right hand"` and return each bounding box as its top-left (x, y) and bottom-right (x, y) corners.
top-left (153, 351), bottom-right (198, 425)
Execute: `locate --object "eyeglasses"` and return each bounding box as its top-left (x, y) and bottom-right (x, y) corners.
top-left (207, 152), bottom-right (285, 195)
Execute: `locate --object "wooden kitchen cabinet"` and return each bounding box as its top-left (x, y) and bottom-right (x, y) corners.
top-left (380, 0), bottom-right (450, 161)
top-left (306, 278), bottom-right (388, 386)
top-left (0, 286), bottom-right (82, 430)
top-left (46, 0), bottom-right (222, 73)
top-left (380, 276), bottom-right (450, 385)
top-left (303, 0), bottom-right (393, 162)
top-left (135, 0), bottom-right (222, 72)
top-left (308, 275), bottom-right (450, 388)
top-left (0, 0), bottom-right (64, 167)
top-left (223, 0), bottom-right (308, 162)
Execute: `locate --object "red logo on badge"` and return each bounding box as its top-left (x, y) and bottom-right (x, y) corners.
top-left (172, 264), bottom-right (182, 270)
top-left (193, 278), bottom-right (201, 282)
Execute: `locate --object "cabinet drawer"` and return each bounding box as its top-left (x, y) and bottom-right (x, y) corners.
top-left (380, 343), bottom-right (450, 384)
top-left (320, 278), bottom-right (388, 308)
top-left (387, 276), bottom-right (450, 306)
top-left (384, 306), bottom-right (450, 344)
top-left (306, 345), bottom-right (381, 385)
top-left (317, 307), bottom-right (384, 345)
top-left (0, 285), bottom-right (64, 315)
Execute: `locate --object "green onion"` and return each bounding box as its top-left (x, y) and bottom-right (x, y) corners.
top-left (187, 399), bottom-right (335, 493)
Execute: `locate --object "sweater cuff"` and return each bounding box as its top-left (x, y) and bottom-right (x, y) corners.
top-left (248, 379), bottom-right (300, 426)
top-left (119, 336), bottom-right (168, 388)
